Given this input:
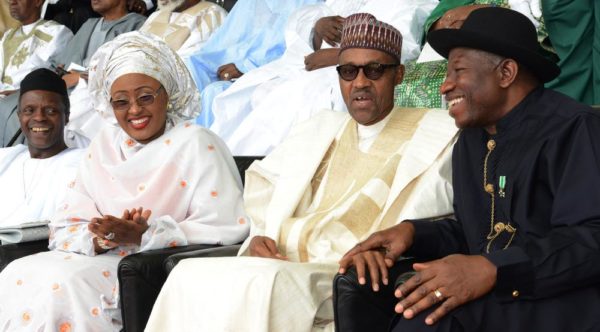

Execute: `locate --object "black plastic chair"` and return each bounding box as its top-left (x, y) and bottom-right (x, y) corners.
top-left (333, 258), bottom-right (415, 332)
top-left (0, 239), bottom-right (49, 272)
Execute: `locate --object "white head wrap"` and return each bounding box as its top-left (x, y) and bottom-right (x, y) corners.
top-left (88, 31), bottom-right (201, 127)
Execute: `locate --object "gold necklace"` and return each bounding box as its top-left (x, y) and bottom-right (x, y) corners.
top-left (483, 139), bottom-right (516, 253)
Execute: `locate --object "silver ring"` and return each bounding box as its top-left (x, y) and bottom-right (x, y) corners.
top-left (434, 289), bottom-right (443, 300)
top-left (223, 72), bottom-right (230, 79)
top-left (104, 232), bottom-right (115, 241)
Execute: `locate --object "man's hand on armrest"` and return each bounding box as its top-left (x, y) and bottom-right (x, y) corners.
top-left (338, 222), bottom-right (416, 292)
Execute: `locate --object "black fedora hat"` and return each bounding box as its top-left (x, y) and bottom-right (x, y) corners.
top-left (427, 7), bottom-right (560, 82)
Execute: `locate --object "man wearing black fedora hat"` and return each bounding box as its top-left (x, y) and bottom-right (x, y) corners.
top-left (337, 7), bottom-right (600, 331)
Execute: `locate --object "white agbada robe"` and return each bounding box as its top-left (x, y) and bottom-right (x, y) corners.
top-left (0, 145), bottom-right (83, 227)
top-left (0, 32), bottom-right (249, 332)
top-left (140, 1), bottom-right (227, 60)
top-left (208, 0), bottom-right (437, 155)
top-left (0, 19), bottom-right (72, 92)
top-left (146, 108), bottom-right (458, 332)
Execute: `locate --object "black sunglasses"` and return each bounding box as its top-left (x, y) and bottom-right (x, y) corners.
top-left (336, 63), bottom-right (399, 81)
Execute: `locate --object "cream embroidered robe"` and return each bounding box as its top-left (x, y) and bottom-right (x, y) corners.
top-left (141, 1), bottom-right (226, 59)
top-left (0, 20), bottom-right (72, 91)
top-left (146, 108), bottom-right (459, 332)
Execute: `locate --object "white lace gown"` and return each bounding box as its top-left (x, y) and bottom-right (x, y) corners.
top-left (0, 122), bottom-right (249, 331)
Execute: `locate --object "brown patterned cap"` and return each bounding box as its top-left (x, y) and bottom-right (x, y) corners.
top-left (340, 13), bottom-right (403, 63)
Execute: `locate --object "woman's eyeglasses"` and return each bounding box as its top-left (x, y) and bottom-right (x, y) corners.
top-left (110, 86), bottom-right (164, 112)
top-left (336, 63), bottom-right (398, 81)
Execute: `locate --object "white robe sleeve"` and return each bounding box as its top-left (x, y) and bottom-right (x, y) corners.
top-left (34, 23), bottom-right (73, 65)
top-left (49, 174), bottom-right (102, 257)
top-left (0, 32), bottom-right (6, 90)
top-left (284, 3), bottom-right (333, 55)
top-left (236, 140), bottom-right (289, 255)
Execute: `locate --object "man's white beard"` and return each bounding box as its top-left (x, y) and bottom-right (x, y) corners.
top-left (158, 0), bottom-right (186, 11)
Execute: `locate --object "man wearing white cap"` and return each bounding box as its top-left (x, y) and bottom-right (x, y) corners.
top-left (207, 0), bottom-right (438, 156)
top-left (146, 13), bottom-right (458, 332)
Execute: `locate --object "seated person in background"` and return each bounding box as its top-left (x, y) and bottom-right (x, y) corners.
top-left (206, 0), bottom-right (437, 156)
top-left (43, 0), bottom-right (100, 34)
top-left (183, 0), bottom-right (321, 127)
top-left (0, 32), bottom-right (248, 331)
top-left (52, 0), bottom-right (146, 88)
top-left (339, 8), bottom-right (600, 332)
top-left (0, 0), bottom-right (72, 96)
top-left (145, 13), bottom-right (458, 332)
top-left (0, 68), bottom-right (82, 228)
top-left (395, 0), bottom-right (556, 109)
top-left (543, 0), bottom-right (599, 105)
top-left (140, 0), bottom-right (227, 60)
top-left (49, 0), bottom-right (146, 148)
top-left (0, 0), bottom-right (72, 146)
top-left (0, 0), bottom-right (18, 36)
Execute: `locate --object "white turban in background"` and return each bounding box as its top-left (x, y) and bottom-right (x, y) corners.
top-left (88, 31), bottom-right (201, 127)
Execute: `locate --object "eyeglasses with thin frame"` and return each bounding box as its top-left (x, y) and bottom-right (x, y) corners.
top-left (336, 63), bottom-right (399, 81)
top-left (110, 85), bottom-right (164, 112)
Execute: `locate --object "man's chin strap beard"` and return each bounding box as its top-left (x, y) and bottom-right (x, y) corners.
top-left (158, 0), bottom-right (186, 11)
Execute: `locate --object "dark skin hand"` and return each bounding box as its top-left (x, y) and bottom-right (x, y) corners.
top-left (430, 4), bottom-right (489, 31)
top-left (127, 0), bottom-right (148, 15)
top-left (0, 90), bottom-right (17, 96)
top-left (304, 48), bottom-right (340, 71)
top-left (339, 223), bottom-right (415, 291)
top-left (248, 235), bottom-right (288, 260)
top-left (312, 16), bottom-right (345, 50)
top-left (62, 72), bottom-right (80, 88)
top-left (395, 254), bottom-right (496, 325)
top-left (217, 63), bottom-right (243, 81)
top-left (88, 207), bottom-right (151, 249)
top-left (338, 222), bottom-right (497, 325)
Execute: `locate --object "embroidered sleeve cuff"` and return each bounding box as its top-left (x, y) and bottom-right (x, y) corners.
top-left (139, 215), bottom-right (188, 252)
top-left (484, 246), bottom-right (535, 302)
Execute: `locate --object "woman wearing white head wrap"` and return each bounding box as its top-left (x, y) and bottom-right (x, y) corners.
top-left (0, 32), bottom-right (249, 331)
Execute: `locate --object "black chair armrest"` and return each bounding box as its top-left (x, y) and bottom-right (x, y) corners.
top-left (0, 240), bottom-right (49, 272)
top-left (333, 258), bottom-right (415, 332)
top-left (118, 243), bottom-right (220, 332)
top-left (164, 244), bottom-right (242, 273)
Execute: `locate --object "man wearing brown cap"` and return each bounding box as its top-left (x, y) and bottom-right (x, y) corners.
top-left (144, 13), bottom-right (458, 332)
top-left (0, 68), bottom-right (82, 229)
top-left (338, 7), bottom-right (600, 331)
